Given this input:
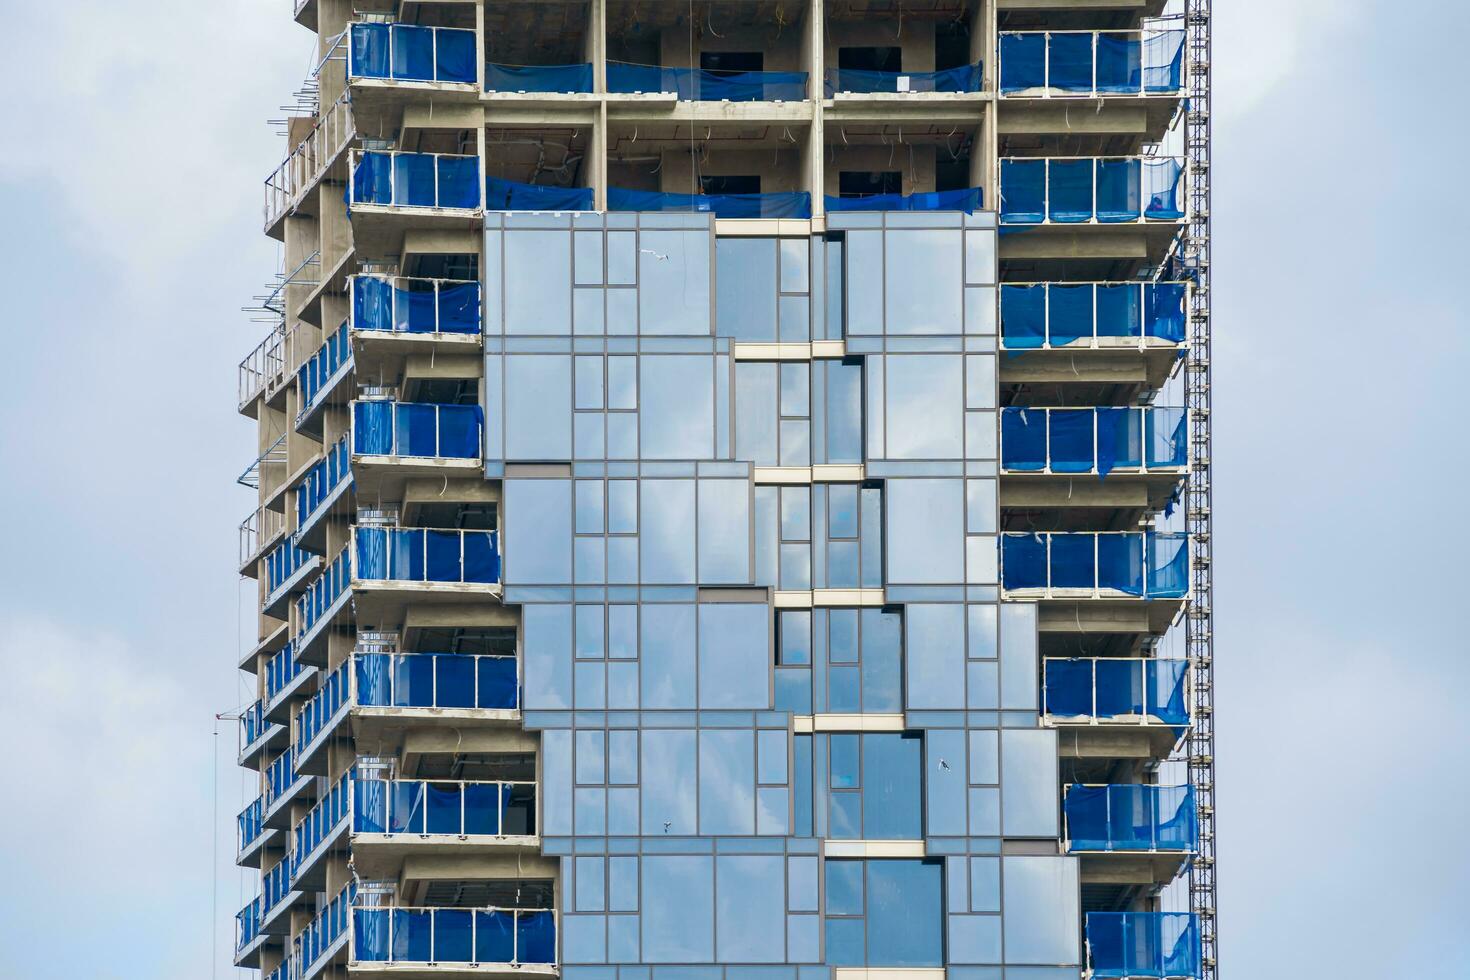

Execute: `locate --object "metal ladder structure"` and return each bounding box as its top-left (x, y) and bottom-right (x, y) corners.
top-left (1182, 0), bottom-right (1217, 977)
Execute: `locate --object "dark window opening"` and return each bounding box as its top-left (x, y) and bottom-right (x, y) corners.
top-left (935, 156), bottom-right (974, 192)
top-left (407, 253), bottom-right (479, 281)
top-left (701, 51), bottom-right (763, 76)
top-left (935, 23), bottom-right (972, 71)
top-left (702, 174), bottom-right (762, 195)
top-left (838, 47), bottom-right (902, 73)
top-left (839, 171), bottom-right (902, 198)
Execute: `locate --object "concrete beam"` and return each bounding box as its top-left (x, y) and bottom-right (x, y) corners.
top-left (1000, 479), bottom-right (1150, 508)
top-left (403, 853), bottom-right (558, 882)
top-left (401, 727), bottom-right (537, 757)
top-left (403, 352), bottom-right (482, 381)
top-left (1038, 601), bottom-right (1150, 633)
top-left (999, 352), bottom-right (1148, 383)
top-left (998, 229), bottom-right (1148, 260)
top-left (404, 478), bottom-right (500, 506)
top-left (402, 228), bottom-right (481, 255)
top-left (997, 104), bottom-right (1148, 136)
top-left (402, 604), bottom-right (518, 630)
top-left (401, 103), bottom-right (484, 131)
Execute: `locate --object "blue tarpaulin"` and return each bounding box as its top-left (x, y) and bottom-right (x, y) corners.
top-left (1044, 658), bottom-right (1189, 724)
top-left (825, 187), bottom-right (982, 213)
top-left (349, 23), bottom-right (476, 83)
top-left (299, 322), bottom-right (350, 411)
top-left (352, 152), bottom-right (480, 208)
top-left (1065, 784), bottom-right (1197, 851)
top-left (485, 175), bottom-right (592, 211)
top-left (485, 62), bottom-right (594, 93)
top-left (1002, 532), bottom-right (1186, 598)
top-left (999, 159), bottom-right (1045, 223)
top-left (825, 62), bottom-right (983, 94)
top-left (352, 152), bottom-right (393, 205)
top-left (353, 527), bottom-right (500, 583)
top-left (1048, 282), bottom-right (1093, 345)
top-left (1000, 409), bottom-right (1046, 470)
top-left (607, 61), bottom-right (808, 101)
top-left (1087, 912), bottom-right (1202, 979)
top-left (1144, 157), bottom-right (1185, 219)
top-left (352, 401), bottom-right (482, 458)
top-left (999, 30), bottom-right (1184, 94)
top-left (1000, 284), bottom-right (1046, 347)
top-left (609, 186), bottom-right (812, 218)
top-left (356, 653), bottom-right (516, 709)
top-left (1146, 282), bottom-right (1187, 341)
top-left (1002, 157), bottom-right (1181, 224)
top-left (1001, 283), bottom-right (1188, 347)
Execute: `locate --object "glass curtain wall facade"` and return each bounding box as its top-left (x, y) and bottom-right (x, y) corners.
top-left (234, 2), bottom-right (1208, 980)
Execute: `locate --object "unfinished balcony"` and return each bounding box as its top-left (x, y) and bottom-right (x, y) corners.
top-left (294, 882), bottom-right (354, 980)
top-left (1064, 784), bottom-right (1196, 892)
top-left (263, 744), bottom-right (315, 829)
top-left (240, 503), bottom-right (287, 578)
top-left (999, 280), bottom-right (1186, 394)
top-left (350, 900), bottom-right (558, 978)
top-left (1042, 657), bottom-right (1188, 761)
top-left (291, 770), bottom-right (352, 892)
top-left (1000, 406), bottom-right (1186, 527)
top-left (348, 776), bottom-right (539, 879)
top-left (264, 537), bottom-right (322, 618)
top-left (264, 641), bottom-right (313, 723)
top-left (293, 435), bottom-right (353, 553)
top-left (1084, 911), bottom-right (1202, 979)
top-left (237, 793), bottom-right (279, 869)
top-left (239, 322), bottom-right (288, 417)
top-left (264, 91), bottom-right (355, 240)
top-left (235, 892), bottom-right (275, 967)
top-left (998, 28), bottom-right (1184, 153)
top-left (260, 850), bottom-right (305, 938)
top-left (239, 698), bottom-right (288, 770)
top-left (998, 155), bottom-right (1186, 277)
top-left (1001, 530), bottom-right (1188, 641)
top-left (822, 120), bottom-right (987, 216)
top-left (296, 320), bottom-right (352, 436)
top-left (351, 400), bottom-right (484, 495)
top-left (607, 123), bottom-right (814, 219)
top-left (346, 22), bottom-right (480, 130)
top-left (347, 150), bottom-right (484, 257)
top-left (349, 274), bottom-right (483, 363)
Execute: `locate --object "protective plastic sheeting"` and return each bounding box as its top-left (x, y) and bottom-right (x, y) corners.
top-left (609, 186), bottom-right (812, 218)
top-left (485, 62), bottom-right (594, 93)
top-left (999, 30), bottom-right (1185, 95)
top-left (486, 175), bottom-right (593, 211)
top-left (607, 61), bottom-right (807, 101)
top-left (826, 63), bottom-right (983, 94)
top-left (824, 187), bottom-right (982, 213)
top-left (1086, 912), bottom-right (1201, 979)
top-left (1064, 784), bottom-right (1197, 851)
top-left (349, 23), bottom-right (476, 83)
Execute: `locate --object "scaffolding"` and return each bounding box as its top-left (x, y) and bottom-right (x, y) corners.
top-left (1182, 0), bottom-right (1218, 977)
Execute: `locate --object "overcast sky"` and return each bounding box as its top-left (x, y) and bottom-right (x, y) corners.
top-left (0, 1), bottom-right (1464, 977)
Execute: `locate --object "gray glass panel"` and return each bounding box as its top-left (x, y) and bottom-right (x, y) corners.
top-left (641, 855), bottom-right (714, 961)
top-left (640, 603), bottom-right (696, 708)
top-left (887, 479), bottom-right (965, 585)
top-left (576, 356), bottom-right (605, 410)
top-left (884, 355), bottom-right (963, 459)
top-left (924, 729), bottom-right (967, 836)
top-left (1001, 856), bottom-right (1080, 965)
top-left (506, 230), bottom-right (571, 334)
top-left (640, 479), bottom-right (697, 583)
top-left (505, 355), bottom-right (572, 460)
top-left (641, 355), bottom-right (714, 459)
top-left (999, 729), bottom-right (1059, 837)
top-left (904, 603), bottom-right (966, 710)
top-left (716, 238), bottom-right (777, 341)
top-left (716, 855), bottom-right (785, 962)
top-left (699, 730), bottom-right (755, 835)
top-left (641, 731), bottom-right (698, 836)
top-left (697, 480), bottom-right (751, 584)
top-left (846, 231), bottom-right (883, 336)
top-left (640, 230), bottom-right (711, 336)
top-left (698, 603), bottom-right (769, 709)
top-left (505, 479), bottom-right (572, 584)
top-left (884, 230), bottom-right (963, 335)
top-left (523, 603), bottom-right (573, 709)
top-left (824, 361), bottom-right (863, 464)
top-left (735, 363), bottom-right (778, 466)
top-left (999, 602), bottom-right (1038, 710)
top-left (575, 231), bottom-right (604, 286)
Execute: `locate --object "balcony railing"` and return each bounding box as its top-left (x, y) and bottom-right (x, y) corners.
top-left (296, 545), bottom-right (350, 645)
top-left (236, 895), bottom-right (263, 951)
top-left (999, 29), bottom-right (1186, 97)
top-left (1000, 531), bottom-right (1188, 599)
top-left (1064, 784), bottom-right (1197, 852)
top-left (263, 854), bottom-right (295, 911)
top-left (1000, 406), bottom-right (1187, 476)
top-left (1042, 658), bottom-right (1189, 726)
top-left (354, 651), bottom-right (519, 710)
top-left (294, 771), bottom-right (351, 871)
top-left (349, 23), bottom-right (477, 84)
top-left (264, 91), bottom-right (354, 230)
top-left (295, 883), bottom-right (354, 975)
top-left (240, 504), bottom-right (286, 570)
top-left (296, 661), bottom-right (349, 757)
top-left (296, 435), bottom-right (352, 531)
top-left (351, 401), bottom-right (483, 459)
top-left (239, 322), bottom-right (286, 407)
top-left (352, 526), bottom-right (501, 585)
top-left (349, 150), bottom-right (482, 209)
top-left (264, 643), bottom-right (302, 705)
top-left (298, 321), bottom-right (351, 422)
top-left (352, 903), bottom-right (556, 966)
top-left (265, 538), bottom-right (312, 597)
top-left (349, 274), bottom-right (482, 335)
top-left (486, 62), bottom-right (594, 94)
top-left (826, 62), bottom-right (983, 95)
top-left (353, 778), bottom-right (536, 836)
top-left (607, 60), bottom-right (807, 101)
top-left (1000, 281), bottom-right (1187, 349)
top-left (265, 748), bottom-right (299, 808)
top-left (238, 795), bottom-right (266, 854)
top-left (999, 156), bottom-right (1185, 225)
top-left (241, 700), bottom-right (269, 749)
top-left (1086, 912), bottom-right (1201, 979)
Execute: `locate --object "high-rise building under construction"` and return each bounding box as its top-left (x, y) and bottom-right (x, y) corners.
top-left (232, 1), bottom-right (1215, 978)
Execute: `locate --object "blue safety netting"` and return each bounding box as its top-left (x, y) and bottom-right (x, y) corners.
top-left (999, 30), bottom-right (1184, 94)
top-left (355, 653), bottom-right (518, 710)
top-left (351, 152), bottom-right (481, 208)
top-left (349, 23), bottom-right (476, 83)
top-left (297, 437), bottom-right (351, 526)
top-left (1146, 282), bottom-right (1187, 342)
top-left (300, 322), bottom-right (351, 411)
top-left (606, 61), bottom-right (808, 101)
top-left (1043, 658), bottom-right (1189, 724)
top-left (1048, 282), bottom-right (1092, 345)
top-left (352, 401), bottom-right (482, 458)
top-left (1146, 407), bottom-right (1188, 468)
top-left (1147, 531), bottom-right (1188, 598)
top-left (485, 62), bottom-right (593, 93)
top-left (1065, 784), bottom-right (1197, 851)
top-left (1000, 408), bottom-right (1046, 470)
top-left (354, 527), bottom-right (500, 584)
top-left (1094, 283), bottom-right (1137, 338)
top-left (1143, 158), bottom-right (1185, 220)
top-left (485, 175), bottom-right (592, 211)
top-left (999, 159), bottom-right (1045, 223)
top-left (1097, 407), bottom-right (1143, 476)
top-left (1000, 533), bottom-right (1048, 590)
top-left (352, 779), bottom-right (513, 836)
top-left (1049, 409), bottom-right (1095, 473)
top-left (1097, 158), bottom-right (1142, 221)
top-left (297, 548), bottom-right (349, 638)
top-left (1001, 407), bottom-right (1156, 478)
top-left (1000, 284), bottom-right (1045, 347)
top-left (825, 62), bottom-right (983, 95)
top-left (354, 907), bottom-right (552, 964)
top-left (352, 276), bottom-right (482, 334)
top-left (1087, 912), bottom-right (1202, 979)
top-left (824, 187), bottom-right (982, 213)
top-left (608, 185), bottom-right (812, 219)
